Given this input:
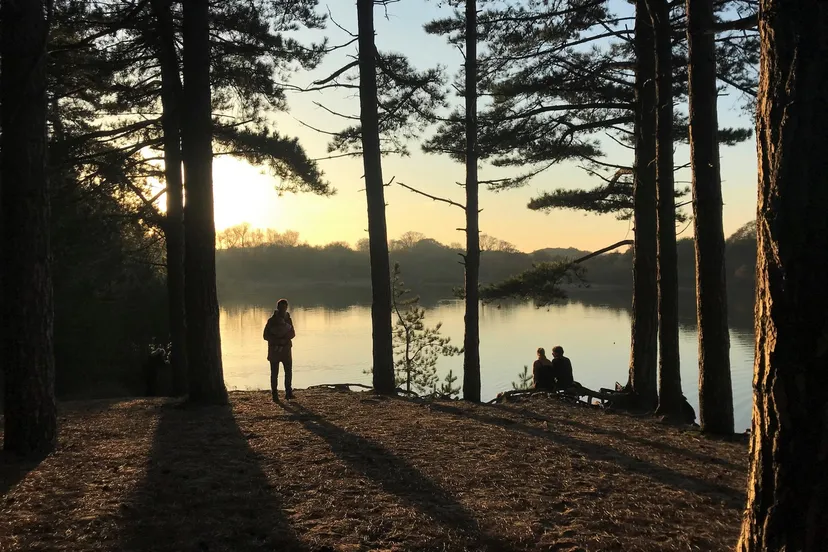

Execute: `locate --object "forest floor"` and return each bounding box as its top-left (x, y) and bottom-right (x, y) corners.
top-left (1, 388), bottom-right (749, 552)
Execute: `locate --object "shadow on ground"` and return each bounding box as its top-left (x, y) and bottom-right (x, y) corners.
top-left (116, 400), bottom-right (308, 552)
top-left (1, 451), bottom-right (46, 498)
top-left (280, 400), bottom-right (516, 552)
top-left (510, 404), bottom-right (746, 471)
top-left (425, 401), bottom-right (745, 509)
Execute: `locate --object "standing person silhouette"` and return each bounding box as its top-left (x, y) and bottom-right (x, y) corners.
top-left (263, 298), bottom-right (295, 401)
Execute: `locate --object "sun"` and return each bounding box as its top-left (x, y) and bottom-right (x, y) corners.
top-left (147, 155), bottom-right (290, 231)
top-left (211, 156), bottom-right (286, 231)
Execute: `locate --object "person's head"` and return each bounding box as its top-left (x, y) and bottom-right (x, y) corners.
top-left (276, 298), bottom-right (289, 314)
top-left (537, 347), bottom-right (546, 359)
top-left (552, 345), bottom-right (564, 358)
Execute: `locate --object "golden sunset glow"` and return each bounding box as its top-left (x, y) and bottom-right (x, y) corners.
top-left (148, 0), bottom-right (758, 254)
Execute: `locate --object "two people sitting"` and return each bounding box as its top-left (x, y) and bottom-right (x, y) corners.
top-left (532, 346), bottom-right (575, 392)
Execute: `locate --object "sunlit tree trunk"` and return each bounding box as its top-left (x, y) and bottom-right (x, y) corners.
top-left (462, 0), bottom-right (481, 403)
top-left (646, 0), bottom-right (683, 420)
top-left (1, 0), bottom-right (58, 454)
top-left (356, 0), bottom-right (395, 394)
top-left (686, 0), bottom-right (733, 435)
top-left (181, 0), bottom-right (227, 404)
top-left (737, 1), bottom-right (828, 548)
top-left (628, 0), bottom-right (659, 410)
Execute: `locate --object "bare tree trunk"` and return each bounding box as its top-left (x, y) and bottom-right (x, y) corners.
top-left (356, 0), bottom-right (394, 394)
top-left (1, 0), bottom-right (57, 454)
top-left (646, 0), bottom-right (683, 420)
top-left (737, 1), bottom-right (828, 548)
top-left (628, 0), bottom-right (659, 410)
top-left (462, 0), bottom-right (481, 403)
top-left (686, 0), bottom-right (733, 435)
top-left (151, 0), bottom-right (187, 396)
top-left (181, 0), bottom-right (227, 404)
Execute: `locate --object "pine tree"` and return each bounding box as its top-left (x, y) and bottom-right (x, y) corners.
top-left (737, 0), bottom-right (828, 548)
top-left (180, 0), bottom-right (227, 404)
top-left (149, 0), bottom-right (187, 395)
top-left (356, 0), bottom-right (395, 394)
top-left (308, 0), bottom-right (445, 394)
top-left (438, 369), bottom-right (461, 398)
top-left (44, 0), bottom-right (333, 399)
top-left (463, 0), bottom-right (482, 403)
top-left (628, 0), bottom-right (659, 410)
top-left (643, 0), bottom-right (683, 420)
top-left (390, 263), bottom-right (460, 394)
top-left (686, 0), bottom-right (733, 434)
top-left (512, 366), bottom-right (533, 391)
top-left (1, 0), bottom-right (58, 454)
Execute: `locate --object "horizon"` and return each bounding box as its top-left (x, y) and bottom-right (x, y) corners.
top-left (215, 218), bottom-right (754, 255)
top-left (163, 0), bottom-right (759, 254)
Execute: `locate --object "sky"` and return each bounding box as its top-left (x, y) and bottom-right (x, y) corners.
top-left (207, 0), bottom-right (759, 254)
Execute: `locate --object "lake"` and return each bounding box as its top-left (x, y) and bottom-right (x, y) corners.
top-left (218, 286), bottom-right (756, 432)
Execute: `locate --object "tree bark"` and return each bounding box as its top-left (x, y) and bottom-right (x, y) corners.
top-left (151, 0), bottom-right (187, 396)
top-left (356, 0), bottom-right (395, 394)
top-left (737, 1), bottom-right (828, 548)
top-left (462, 0), bottom-right (481, 403)
top-left (628, 0), bottom-right (659, 411)
top-left (686, 0), bottom-right (733, 435)
top-left (1, 0), bottom-right (58, 454)
top-left (646, 0), bottom-right (684, 420)
top-left (181, 0), bottom-right (227, 404)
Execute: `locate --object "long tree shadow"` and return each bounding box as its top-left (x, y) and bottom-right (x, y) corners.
top-left (493, 402), bottom-right (746, 471)
top-left (280, 401), bottom-right (516, 552)
top-left (426, 402), bottom-right (745, 508)
top-left (117, 400), bottom-right (308, 552)
top-left (1, 451), bottom-right (47, 497)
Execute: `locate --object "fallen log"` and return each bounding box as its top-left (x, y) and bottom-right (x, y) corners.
top-left (307, 383), bottom-right (374, 392)
top-left (489, 383), bottom-right (634, 407)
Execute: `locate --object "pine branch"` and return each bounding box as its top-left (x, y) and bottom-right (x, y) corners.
top-left (479, 0), bottom-right (607, 26)
top-left (711, 14), bottom-right (758, 33)
top-left (327, 5), bottom-right (357, 38)
top-left (572, 240), bottom-right (634, 264)
top-left (48, 0), bottom-right (151, 53)
top-left (312, 101), bottom-right (360, 121)
top-left (502, 102), bottom-right (633, 121)
top-left (397, 181), bottom-right (466, 210)
top-left (311, 60), bottom-right (359, 87)
top-left (65, 119), bottom-right (158, 145)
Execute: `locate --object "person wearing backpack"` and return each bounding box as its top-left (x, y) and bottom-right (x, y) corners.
top-left (263, 298), bottom-right (296, 401)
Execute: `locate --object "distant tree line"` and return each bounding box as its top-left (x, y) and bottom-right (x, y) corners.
top-left (215, 221), bottom-right (756, 295)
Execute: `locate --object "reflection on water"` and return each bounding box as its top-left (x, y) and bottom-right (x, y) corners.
top-left (219, 286), bottom-right (756, 432)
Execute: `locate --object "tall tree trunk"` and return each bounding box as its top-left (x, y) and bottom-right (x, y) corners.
top-left (356, 0), bottom-right (394, 394)
top-left (737, 1), bottom-right (828, 548)
top-left (1, 0), bottom-right (58, 454)
top-left (181, 0), bottom-right (227, 404)
top-left (628, 0), bottom-right (659, 410)
top-left (646, 0), bottom-right (683, 420)
top-left (462, 0), bottom-right (481, 403)
top-left (686, 0), bottom-right (733, 435)
top-left (151, 0), bottom-right (187, 396)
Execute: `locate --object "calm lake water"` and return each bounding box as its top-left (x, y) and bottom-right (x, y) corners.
top-left (218, 287), bottom-right (755, 432)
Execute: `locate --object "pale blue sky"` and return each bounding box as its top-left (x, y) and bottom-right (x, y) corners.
top-left (210, 0), bottom-right (758, 253)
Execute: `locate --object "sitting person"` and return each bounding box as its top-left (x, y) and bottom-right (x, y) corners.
top-left (532, 347), bottom-right (555, 391)
top-left (550, 345), bottom-right (575, 390)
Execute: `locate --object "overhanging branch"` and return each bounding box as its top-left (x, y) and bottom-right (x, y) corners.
top-left (397, 181), bottom-right (466, 210)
